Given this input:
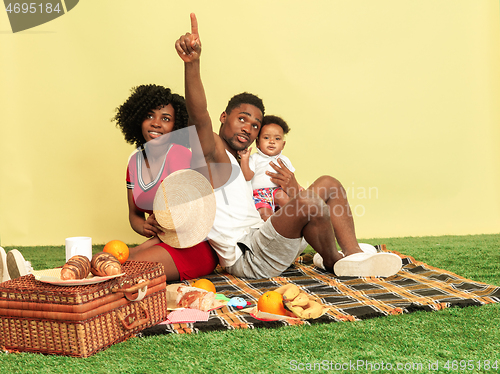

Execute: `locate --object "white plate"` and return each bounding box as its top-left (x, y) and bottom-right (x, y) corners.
top-left (32, 268), bottom-right (125, 286)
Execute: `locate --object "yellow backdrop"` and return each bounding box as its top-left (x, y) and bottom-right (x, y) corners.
top-left (1, 0), bottom-right (499, 246)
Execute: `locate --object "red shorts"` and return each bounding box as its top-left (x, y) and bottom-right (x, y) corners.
top-left (157, 240), bottom-right (219, 281)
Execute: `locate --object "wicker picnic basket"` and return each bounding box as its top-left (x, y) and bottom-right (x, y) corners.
top-left (0, 261), bottom-right (167, 357)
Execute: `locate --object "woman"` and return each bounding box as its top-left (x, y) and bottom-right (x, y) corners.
top-left (114, 84), bottom-right (218, 281)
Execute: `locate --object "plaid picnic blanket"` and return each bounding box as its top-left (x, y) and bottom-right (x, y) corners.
top-left (139, 245), bottom-right (500, 336)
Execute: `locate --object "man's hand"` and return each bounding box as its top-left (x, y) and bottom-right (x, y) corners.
top-left (266, 158), bottom-right (301, 198)
top-left (175, 13), bottom-right (201, 62)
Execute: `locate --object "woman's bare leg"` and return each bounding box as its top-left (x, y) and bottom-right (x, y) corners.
top-left (129, 237), bottom-right (161, 252)
top-left (129, 242), bottom-right (180, 281)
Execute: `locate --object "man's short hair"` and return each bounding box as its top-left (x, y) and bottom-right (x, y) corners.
top-left (225, 92), bottom-right (265, 116)
top-left (261, 115), bottom-right (290, 135)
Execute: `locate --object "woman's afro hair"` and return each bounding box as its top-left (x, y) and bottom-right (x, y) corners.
top-left (113, 84), bottom-right (189, 148)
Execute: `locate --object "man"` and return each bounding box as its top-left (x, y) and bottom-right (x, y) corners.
top-left (175, 13), bottom-right (402, 279)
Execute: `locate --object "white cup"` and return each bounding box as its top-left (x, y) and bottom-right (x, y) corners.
top-left (65, 236), bottom-right (92, 262)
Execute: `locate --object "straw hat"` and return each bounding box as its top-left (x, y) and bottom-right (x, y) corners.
top-left (153, 169), bottom-right (216, 248)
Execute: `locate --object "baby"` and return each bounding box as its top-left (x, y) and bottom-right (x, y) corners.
top-left (239, 115), bottom-right (301, 221)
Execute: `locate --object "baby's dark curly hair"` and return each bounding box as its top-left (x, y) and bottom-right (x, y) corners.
top-left (113, 84), bottom-right (189, 148)
top-left (224, 92), bottom-right (265, 117)
top-left (260, 115), bottom-right (290, 135)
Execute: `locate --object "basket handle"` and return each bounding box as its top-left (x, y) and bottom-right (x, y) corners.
top-left (113, 279), bottom-right (150, 301)
top-left (117, 302), bottom-right (150, 330)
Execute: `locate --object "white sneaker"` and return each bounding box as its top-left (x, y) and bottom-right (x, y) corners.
top-left (6, 249), bottom-right (29, 279)
top-left (313, 252), bottom-right (344, 270)
top-left (0, 247), bottom-right (9, 282)
top-left (313, 252), bottom-right (326, 270)
top-left (313, 244), bottom-right (377, 271)
top-left (333, 252), bottom-right (402, 277)
top-left (358, 243), bottom-right (378, 254)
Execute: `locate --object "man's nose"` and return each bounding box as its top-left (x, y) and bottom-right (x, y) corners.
top-left (241, 122), bottom-right (251, 133)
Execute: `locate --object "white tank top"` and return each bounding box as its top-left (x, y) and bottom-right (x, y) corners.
top-left (207, 151), bottom-right (264, 267)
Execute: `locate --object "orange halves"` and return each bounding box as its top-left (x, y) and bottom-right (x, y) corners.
top-left (257, 291), bottom-right (288, 316)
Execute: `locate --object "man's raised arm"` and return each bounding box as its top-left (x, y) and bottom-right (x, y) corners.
top-left (175, 13), bottom-right (217, 161)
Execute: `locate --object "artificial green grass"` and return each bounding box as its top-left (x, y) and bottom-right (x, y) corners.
top-left (1, 234), bottom-right (499, 373)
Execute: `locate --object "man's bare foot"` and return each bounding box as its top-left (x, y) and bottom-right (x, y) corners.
top-left (341, 243), bottom-right (378, 257)
top-left (342, 247), bottom-right (364, 257)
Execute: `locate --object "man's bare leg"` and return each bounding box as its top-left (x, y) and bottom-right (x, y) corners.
top-left (270, 189), bottom-right (344, 271)
top-left (307, 176), bottom-right (363, 257)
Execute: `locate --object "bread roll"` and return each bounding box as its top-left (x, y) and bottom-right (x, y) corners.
top-left (174, 285), bottom-right (216, 311)
top-left (61, 255), bottom-right (91, 280)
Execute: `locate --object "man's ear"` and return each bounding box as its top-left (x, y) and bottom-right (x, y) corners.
top-left (219, 111), bottom-right (227, 126)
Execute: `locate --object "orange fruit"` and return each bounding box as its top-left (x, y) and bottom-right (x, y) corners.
top-left (257, 291), bottom-right (287, 316)
top-left (192, 279), bottom-right (216, 293)
top-left (103, 240), bottom-right (129, 264)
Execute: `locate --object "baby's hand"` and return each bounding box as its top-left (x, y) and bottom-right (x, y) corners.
top-left (237, 147), bottom-right (252, 161)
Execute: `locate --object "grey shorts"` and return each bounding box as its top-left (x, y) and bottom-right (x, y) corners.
top-left (225, 218), bottom-right (309, 279)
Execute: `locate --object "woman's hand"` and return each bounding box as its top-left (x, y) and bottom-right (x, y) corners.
top-left (266, 158), bottom-right (301, 198)
top-left (175, 13), bottom-right (201, 63)
top-left (142, 213), bottom-right (163, 238)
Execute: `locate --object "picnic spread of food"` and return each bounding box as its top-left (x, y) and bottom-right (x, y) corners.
top-left (0, 239), bottom-right (328, 358)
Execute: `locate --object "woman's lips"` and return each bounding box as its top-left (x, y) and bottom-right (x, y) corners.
top-left (149, 131), bottom-right (162, 139)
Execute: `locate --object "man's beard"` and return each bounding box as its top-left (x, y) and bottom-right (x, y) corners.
top-left (226, 134), bottom-right (250, 151)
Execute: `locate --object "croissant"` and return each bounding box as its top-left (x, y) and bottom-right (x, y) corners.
top-left (91, 252), bottom-right (122, 277)
top-left (61, 255), bottom-right (91, 280)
